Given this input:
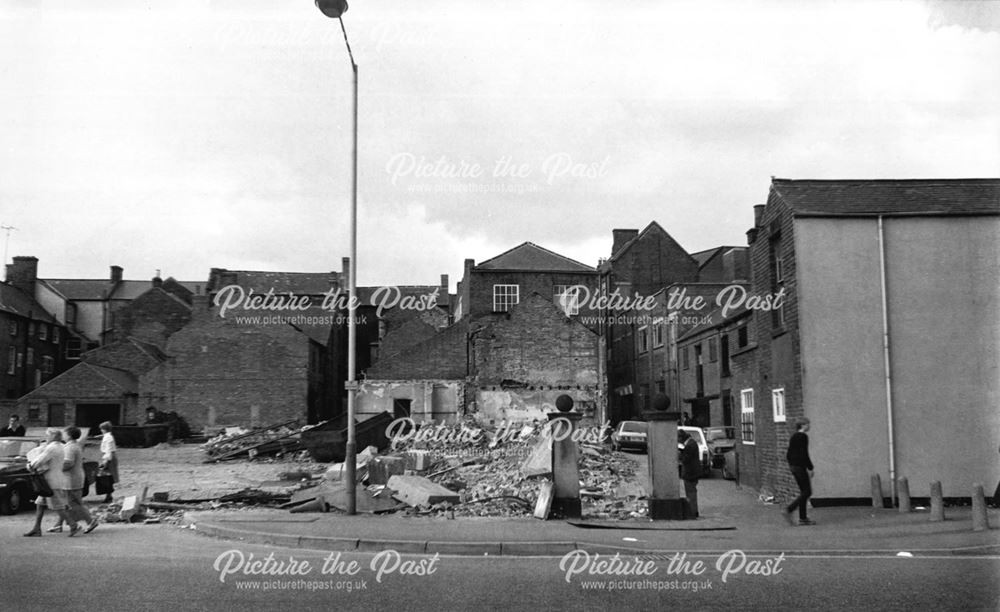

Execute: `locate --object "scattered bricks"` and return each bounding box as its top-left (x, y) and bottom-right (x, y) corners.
top-left (870, 474), bottom-right (884, 509)
top-left (971, 483), bottom-right (990, 532)
top-left (387, 475), bottom-right (460, 507)
top-left (897, 477), bottom-right (911, 513)
top-left (369, 457), bottom-right (407, 485)
top-left (929, 481), bottom-right (945, 522)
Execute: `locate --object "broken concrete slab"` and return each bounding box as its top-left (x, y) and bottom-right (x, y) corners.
top-left (387, 475), bottom-right (460, 507)
top-left (521, 434), bottom-right (552, 478)
top-left (369, 456), bottom-right (406, 485)
top-left (534, 480), bottom-right (554, 520)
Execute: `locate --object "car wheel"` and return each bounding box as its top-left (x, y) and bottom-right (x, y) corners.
top-left (1, 485), bottom-right (24, 515)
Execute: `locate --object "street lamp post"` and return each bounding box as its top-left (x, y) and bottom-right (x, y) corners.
top-left (315, 0), bottom-right (358, 515)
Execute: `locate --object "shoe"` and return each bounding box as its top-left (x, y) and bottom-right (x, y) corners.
top-left (68, 525), bottom-right (82, 537)
top-left (798, 518), bottom-right (817, 526)
top-left (23, 530), bottom-right (41, 537)
top-left (46, 526), bottom-right (63, 533)
top-left (84, 519), bottom-right (99, 534)
top-left (782, 509), bottom-right (795, 525)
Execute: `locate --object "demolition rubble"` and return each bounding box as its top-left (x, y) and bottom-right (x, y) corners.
top-left (106, 416), bottom-right (649, 523)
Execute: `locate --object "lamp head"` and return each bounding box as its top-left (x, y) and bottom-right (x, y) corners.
top-left (315, 0), bottom-right (348, 18)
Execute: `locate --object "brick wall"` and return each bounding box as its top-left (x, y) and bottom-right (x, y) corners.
top-left (112, 288), bottom-right (192, 346)
top-left (365, 320), bottom-right (468, 380)
top-left (472, 293), bottom-right (599, 387)
top-left (155, 305), bottom-right (312, 431)
top-left (742, 188), bottom-right (803, 500)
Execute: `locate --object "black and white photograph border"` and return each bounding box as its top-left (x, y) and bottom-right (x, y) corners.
top-left (1, 1), bottom-right (999, 611)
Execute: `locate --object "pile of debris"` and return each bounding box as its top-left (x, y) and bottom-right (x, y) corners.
top-left (202, 420), bottom-right (305, 462)
top-left (285, 417), bottom-right (647, 520)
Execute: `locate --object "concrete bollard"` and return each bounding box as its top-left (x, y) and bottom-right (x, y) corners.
top-left (972, 483), bottom-right (990, 532)
top-left (929, 481), bottom-right (944, 522)
top-left (897, 477), bottom-right (911, 513)
top-left (871, 474), bottom-right (884, 509)
top-left (644, 394), bottom-right (686, 520)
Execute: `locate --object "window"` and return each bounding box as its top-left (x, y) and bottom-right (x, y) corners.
top-left (652, 322), bottom-right (664, 347)
top-left (26, 348), bottom-right (34, 366)
top-left (28, 322), bottom-right (36, 337)
top-left (656, 380), bottom-right (665, 394)
top-left (737, 325), bottom-right (748, 348)
top-left (7, 320), bottom-right (16, 336)
top-left (637, 326), bottom-right (649, 353)
top-left (16, 352), bottom-right (23, 369)
top-left (42, 356), bottom-right (54, 375)
top-left (775, 255), bottom-right (785, 283)
top-left (39, 324), bottom-right (48, 341)
top-left (493, 284), bottom-right (519, 312)
top-left (53, 327), bottom-right (60, 344)
top-left (740, 389), bottom-right (755, 444)
top-left (772, 388), bottom-right (786, 423)
top-left (708, 337), bottom-right (718, 362)
top-left (66, 337), bottom-right (82, 360)
top-left (553, 285), bottom-right (580, 316)
top-left (682, 346), bottom-right (689, 369)
top-left (34, 369), bottom-right (41, 389)
top-left (6, 347), bottom-right (14, 375)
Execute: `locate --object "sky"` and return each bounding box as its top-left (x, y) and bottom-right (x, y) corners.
top-left (2, 0), bottom-right (998, 290)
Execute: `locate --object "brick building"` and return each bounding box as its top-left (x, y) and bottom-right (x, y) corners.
top-left (107, 275), bottom-right (193, 346)
top-left (737, 178), bottom-right (1000, 502)
top-left (16, 337), bottom-right (167, 431)
top-left (600, 223), bottom-right (751, 423)
top-left (0, 264), bottom-right (68, 413)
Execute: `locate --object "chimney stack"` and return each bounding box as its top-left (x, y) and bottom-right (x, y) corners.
top-left (152, 270), bottom-right (163, 288)
top-left (5, 256), bottom-right (38, 295)
top-left (110, 265), bottom-right (123, 284)
top-left (611, 229), bottom-right (639, 257)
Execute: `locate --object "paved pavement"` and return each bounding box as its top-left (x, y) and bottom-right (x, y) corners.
top-left (183, 477), bottom-right (1000, 557)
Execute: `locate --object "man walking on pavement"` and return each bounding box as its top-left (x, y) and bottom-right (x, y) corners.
top-left (679, 429), bottom-right (700, 519)
top-left (784, 417), bottom-right (815, 526)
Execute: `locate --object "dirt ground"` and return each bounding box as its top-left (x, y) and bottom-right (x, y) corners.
top-left (81, 440), bottom-right (326, 503)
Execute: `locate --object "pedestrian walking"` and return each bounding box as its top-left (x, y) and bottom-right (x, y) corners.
top-left (783, 417), bottom-right (815, 526)
top-left (98, 421), bottom-right (119, 503)
top-left (24, 428), bottom-right (80, 537)
top-left (48, 427), bottom-right (98, 534)
top-left (679, 429), bottom-right (701, 518)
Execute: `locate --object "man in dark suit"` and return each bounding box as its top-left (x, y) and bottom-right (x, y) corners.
top-left (679, 429), bottom-right (701, 518)
top-left (0, 414), bottom-right (26, 437)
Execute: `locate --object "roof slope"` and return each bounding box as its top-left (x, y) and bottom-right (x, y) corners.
top-left (0, 283), bottom-right (59, 323)
top-left (477, 242), bottom-right (595, 272)
top-left (771, 178), bottom-right (1000, 217)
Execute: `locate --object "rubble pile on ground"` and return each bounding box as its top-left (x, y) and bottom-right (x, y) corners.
top-left (292, 417), bottom-right (647, 519)
top-left (201, 420), bottom-right (305, 462)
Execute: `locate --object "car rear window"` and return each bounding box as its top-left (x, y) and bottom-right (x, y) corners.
top-left (620, 422), bottom-right (647, 433)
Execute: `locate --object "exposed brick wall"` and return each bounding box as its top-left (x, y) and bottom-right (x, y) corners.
top-left (472, 293), bottom-right (599, 387)
top-left (155, 306), bottom-right (313, 431)
top-left (111, 288), bottom-right (192, 347)
top-left (365, 320), bottom-right (468, 380)
top-left (376, 310), bottom-right (447, 361)
top-left (463, 269), bottom-right (600, 329)
top-left (741, 186), bottom-right (804, 501)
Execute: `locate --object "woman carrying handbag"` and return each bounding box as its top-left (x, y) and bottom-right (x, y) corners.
top-left (24, 428), bottom-right (80, 537)
top-left (97, 421), bottom-right (119, 503)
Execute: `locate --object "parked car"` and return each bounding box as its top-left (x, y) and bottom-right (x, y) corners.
top-left (705, 426), bottom-right (737, 469)
top-left (0, 437), bottom-right (43, 515)
top-left (611, 421), bottom-right (648, 453)
top-left (677, 426), bottom-right (712, 477)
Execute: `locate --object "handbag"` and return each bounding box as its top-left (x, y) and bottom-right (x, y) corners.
top-left (28, 469), bottom-right (54, 497)
top-left (95, 473), bottom-right (114, 495)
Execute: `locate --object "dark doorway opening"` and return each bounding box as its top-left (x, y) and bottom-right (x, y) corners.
top-left (75, 403), bottom-right (121, 437)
